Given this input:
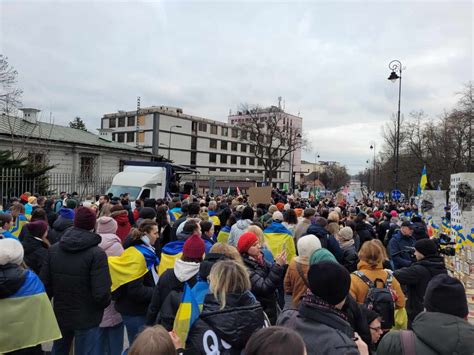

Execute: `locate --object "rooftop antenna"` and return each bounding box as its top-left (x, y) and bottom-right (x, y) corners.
top-left (278, 96), bottom-right (282, 110)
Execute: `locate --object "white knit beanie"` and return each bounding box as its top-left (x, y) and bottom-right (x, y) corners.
top-left (0, 238), bottom-right (24, 266)
top-left (296, 234), bottom-right (322, 264)
top-left (96, 216), bottom-right (118, 234)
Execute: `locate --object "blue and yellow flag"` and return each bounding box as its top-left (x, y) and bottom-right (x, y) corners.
top-left (173, 280), bottom-right (209, 347)
top-left (216, 225), bottom-right (231, 244)
top-left (208, 211), bottom-right (221, 227)
top-left (441, 218), bottom-right (451, 235)
top-left (9, 214), bottom-right (28, 238)
top-left (108, 245), bottom-right (159, 292)
top-left (159, 239), bottom-right (213, 275)
top-left (170, 207), bottom-right (182, 222)
top-left (467, 227), bottom-right (474, 246)
top-left (263, 222), bottom-right (296, 262)
top-left (0, 270), bottom-right (62, 353)
top-left (417, 166), bottom-right (427, 196)
top-left (452, 225), bottom-right (465, 249)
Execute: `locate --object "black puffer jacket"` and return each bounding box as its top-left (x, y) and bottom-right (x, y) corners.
top-left (114, 240), bottom-right (156, 317)
top-left (340, 245), bottom-right (359, 273)
top-left (412, 221), bottom-right (429, 241)
top-left (305, 224), bottom-right (343, 262)
top-left (394, 255), bottom-right (447, 323)
top-left (355, 221), bottom-right (374, 247)
top-left (186, 292), bottom-right (265, 354)
top-left (0, 264), bottom-right (26, 298)
top-left (40, 227), bottom-right (111, 331)
top-left (48, 214), bottom-right (73, 244)
top-left (21, 235), bottom-right (48, 275)
top-left (242, 254), bottom-right (284, 324)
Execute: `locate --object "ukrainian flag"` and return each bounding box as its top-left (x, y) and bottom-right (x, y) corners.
top-left (452, 225), bottom-right (465, 249)
top-left (170, 207), bottom-right (182, 221)
top-left (9, 213), bottom-right (28, 238)
top-left (158, 239), bottom-right (213, 276)
top-left (417, 166), bottom-right (427, 196)
top-left (208, 211), bottom-right (221, 227)
top-left (441, 218), bottom-right (451, 235)
top-left (263, 222), bottom-right (296, 263)
top-left (0, 270), bottom-right (62, 353)
top-left (108, 245), bottom-right (159, 292)
top-left (216, 225), bottom-right (231, 244)
top-left (173, 280), bottom-right (209, 347)
top-left (467, 228), bottom-right (474, 246)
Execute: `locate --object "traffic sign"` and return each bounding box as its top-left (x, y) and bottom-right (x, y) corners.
top-left (391, 189), bottom-right (402, 200)
top-left (376, 191), bottom-right (384, 199)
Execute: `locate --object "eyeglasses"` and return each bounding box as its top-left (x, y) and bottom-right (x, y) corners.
top-left (370, 326), bottom-right (383, 332)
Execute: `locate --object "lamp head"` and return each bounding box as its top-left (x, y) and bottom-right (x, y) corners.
top-left (388, 71), bottom-right (400, 82)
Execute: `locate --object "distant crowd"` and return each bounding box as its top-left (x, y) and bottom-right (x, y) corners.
top-left (0, 190), bottom-right (472, 355)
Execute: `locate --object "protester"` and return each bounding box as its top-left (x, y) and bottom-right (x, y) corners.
top-left (246, 224), bottom-right (275, 263)
top-left (354, 212), bottom-right (375, 247)
top-left (305, 217), bottom-right (343, 262)
top-left (284, 234), bottom-right (321, 308)
top-left (22, 220), bottom-right (50, 275)
top-left (9, 203), bottom-right (28, 239)
top-left (186, 260), bottom-right (266, 353)
top-left (335, 226), bottom-right (359, 272)
top-left (0, 213), bottom-right (16, 239)
top-left (393, 238), bottom-right (447, 327)
top-left (128, 325), bottom-right (180, 355)
top-left (48, 200), bottom-right (75, 244)
top-left (264, 211), bottom-right (296, 262)
top-left (95, 216), bottom-right (125, 355)
top-left (278, 261), bottom-right (368, 355)
top-left (388, 221), bottom-right (417, 269)
top-left (244, 326), bottom-right (307, 355)
top-left (365, 309), bottom-right (383, 352)
top-left (228, 206), bottom-right (254, 247)
top-left (110, 204), bottom-right (132, 242)
top-left (238, 231), bottom-right (286, 324)
top-left (40, 206), bottom-right (112, 354)
top-left (282, 208), bottom-right (298, 236)
top-left (200, 220), bottom-right (215, 245)
top-left (326, 210), bottom-right (340, 236)
top-left (293, 207), bottom-right (316, 241)
top-left (377, 274), bottom-right (474, 355)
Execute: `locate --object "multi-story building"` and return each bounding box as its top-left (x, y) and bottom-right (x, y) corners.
top-left (100, 106), bottom-right (292, 192)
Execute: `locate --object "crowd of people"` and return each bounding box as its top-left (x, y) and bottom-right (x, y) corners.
top-left (0, 189), bottom-right (473, 355)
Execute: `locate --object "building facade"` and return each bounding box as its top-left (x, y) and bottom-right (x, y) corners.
top-left (100, 106), bottom-right (293, 191)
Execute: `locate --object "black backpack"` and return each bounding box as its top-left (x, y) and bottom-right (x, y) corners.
top-left (354, 270), bottom-right (395, 329)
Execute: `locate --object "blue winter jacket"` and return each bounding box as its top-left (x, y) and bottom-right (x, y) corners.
top-left (304, 223), bottom-right (343, 263)
top-left (388, 231), bottom-right (416, 269)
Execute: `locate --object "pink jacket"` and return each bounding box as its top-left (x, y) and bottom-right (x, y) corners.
top-left (98, 233), bottom-right (124, 327)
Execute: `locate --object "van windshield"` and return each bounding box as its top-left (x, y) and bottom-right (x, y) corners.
top-left (106, 186), bottom-right (142, 201)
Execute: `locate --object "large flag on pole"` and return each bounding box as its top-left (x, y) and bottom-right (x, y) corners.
top-left (417, 166), bottom-right (427, 196)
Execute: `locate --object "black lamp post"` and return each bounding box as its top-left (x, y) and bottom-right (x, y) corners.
top-left (388, 60), bottom-right (402, 189)
top-left (370, 143), bottom-right (376, 191)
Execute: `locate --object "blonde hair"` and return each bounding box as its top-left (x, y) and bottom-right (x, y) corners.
top-left (371, 239), bottom-right (390, 262)
top-left (209, 260), bottom-right (251, 309)
top-left (128, 325), bottom-right (175, 355)
top-left (358, 240), bottom-right (384, 268)
top-left (210, 243), bottom-right (243, 265)
top-left (328, 211), bottom-right (340, 223)
top-left (246, 225), bottom-right (266, 246)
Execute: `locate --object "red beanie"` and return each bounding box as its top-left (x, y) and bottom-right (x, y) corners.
top-left (74, 207), bottom-right (97, 231)
top-left (237, 232), bottom-right (258, 254)
top-left (276, 202), bottom-right (285, 211)
top-left (183, 234), bottom-right (205, 259)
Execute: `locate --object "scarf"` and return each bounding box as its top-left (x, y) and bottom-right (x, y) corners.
top-left (339, 239), bottom-right (355, 249)
top-left (301, 291), bottom-right (348, 321)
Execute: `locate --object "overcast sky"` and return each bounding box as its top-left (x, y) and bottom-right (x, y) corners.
top-left (1, 0), bottom-right (472, 174)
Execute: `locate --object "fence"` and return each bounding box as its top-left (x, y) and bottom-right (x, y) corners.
top-left (0, 168), bottom-right (114, 207)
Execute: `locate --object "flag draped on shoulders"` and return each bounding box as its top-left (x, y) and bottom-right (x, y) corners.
top-left (208, 210), bottom-right (220, 227)
top-left (264, 222), bottom-right (296, 262)
top-left (216, 225), bottom-right (231, 244)
top-left (108, 245), bottom-right (159, 291)
top-left (9, 214), bottom-right (28, 238)
top-left (0, 270), bottom-right (62, 353)
top-left (159, 239), bottom-right (213, 276)
top-left (170, 207), bottom-right (182, 221)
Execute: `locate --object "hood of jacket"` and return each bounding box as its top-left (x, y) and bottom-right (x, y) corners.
top-left (53, 214), bottom-right (74, 232)
top-left (59, 227), bottom-right (102, 253)
top-left (413, 312), bottom-right (474, 354)
top-left (58, 207), bottom-right (75, 220)
top-left (173, 258), bottom-right (200, 282)
top-left (234, 219), bottom-right (252, 231)
top-left (200, 291), bottom-right (265, 349)
top-left (415, 255), bottom-right (446, 272)
top-left (176, 230), bottom-right (193, 241)
top-left (199, 253), bottom-right (229, 280)
top-left (0, 264), bottom-right (26, 298)
top-left (21, 234), bottom-right (46, 254)
top-left (299, 301), bottom-right (354, 338)
top-left (112, 210), bottom-right (129, 225)
top-left (98, 233), bottom-right (122, 251)
top-left (306, 223), bottom-right (329, 239)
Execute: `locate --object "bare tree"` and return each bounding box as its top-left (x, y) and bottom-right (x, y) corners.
top-left (235, 104), bottom-right (308, 185)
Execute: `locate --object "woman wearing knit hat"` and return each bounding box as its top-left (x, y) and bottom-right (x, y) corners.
top-left (284, 234), bottom-right (321, 308)
top-left (95, 216), bottom-right (125, 355)
top-left (22, 220), bottom-right (49, 275)
top-left (336, 226), bottom-right (359, 272)
top-left (146, 232), bottom-right (206, 329)
top-left (238, 231), bottom-right (286, 325)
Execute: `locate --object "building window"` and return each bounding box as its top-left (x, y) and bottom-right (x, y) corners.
top-left (221, 127), bottom-right (228, 136)
top-left (209, 153), bottom-right (217, 163)
top-left (220, 168), bottom-right (227, 172)
top-left (250, 132), bottom-right (256, 141)
top-left (221, 141), bottom-right (228, 150)
top-left (241, 131), bottom-right (247, 140)
top-left (258, 158), bottom-right (263, 166)
top-left (210, 139), bottom-right (217, 149)
top-left (209, 167), bottom-right (216, 172)
top-left (241, 144), bottom-right (247, 152)
top-left (109, 118), bottom-right (116, 128)
top-left (249, 145), bottom-right (255, 153)
top-left (231, 169), bottom-right (237, 172)
top-left (127, 116), bottom-right (135, 126)
top-left (118, 117), bottom-right (125, 127)
top-left (117, 132), bottom-right (125, 143)
top-left (240, 169), bottom-right (246, 173)
top-left (191, 137), bottom-right (197, 150)
top-left (198, 122), bottom-right (207, 132)
top-left (220, 154), bottom-right (227, 164)
top-left (231, 156), bottom-right (237, 164)
top-left (191, 152), bottom-right (197, 166)
top-left (28, 152), bottom-right (46, 166)
top-left (126, 132), bottom-right (135, 142)
top-left (119, 160), bottom-right (125, 172)
top-left (231, 142), bottom-right (238, 151)
top-left (240, 156), bottom-right (246, 165)
top-left (232, 128), bottom-right (239, 138)
top-left (192, 122), bottom-right (197, 131)
top-left (80, 155), bottom-right (96, 181)
top-left (248, 170), bottom-right (254, 173)
top-left (249, 157), bottom-right (255, 166)
top-left (210, 125), bottom-right (218, 134)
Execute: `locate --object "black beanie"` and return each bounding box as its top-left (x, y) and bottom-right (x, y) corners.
top-left (139, 207), bottom-right (157, 220)
top-left (415, 239), bottom-right (438, 257)
top-left (307, 261), bottom-right (351, 305)
top-left (365, 309), bottom-right (380, 325)
top-left (424, 274), bottom-right (468, 318)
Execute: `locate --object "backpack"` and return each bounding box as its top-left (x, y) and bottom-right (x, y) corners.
top-left (354, 270), bottom-right (395, 329)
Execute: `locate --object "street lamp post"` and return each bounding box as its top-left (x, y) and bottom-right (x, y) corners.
top-left (370, 143), bottom-right (376, 191)
top-left (388, 60), bottom-right (402, 189)
top-left (168, 125), bottom-right (182, 160)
